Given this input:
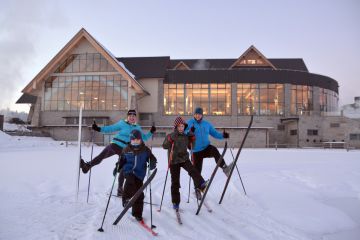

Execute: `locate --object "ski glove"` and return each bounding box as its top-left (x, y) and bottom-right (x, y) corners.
top-left (113, 162), bottom-right (120, 176)
top-left (150, 125), bottom-right (156, 134)
top-left (223, 131), bottom-right (229, 139)
top-left (92, 122), bottom-right (101, 132)
top-left (148, 152), bottom-right (157, 170)
top-left (190, 126), bottom-right (195, 133)
top-left (149, 159), bottom-right (157, 170)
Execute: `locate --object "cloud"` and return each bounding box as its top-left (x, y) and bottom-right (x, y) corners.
top-left (0, 0), bottom-right (67, 110)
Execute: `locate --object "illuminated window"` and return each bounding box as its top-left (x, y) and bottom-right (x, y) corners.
top-left (319, 88), bottom-right (338, 112)
top-left (290, 85), bottom-right (313, 115)
top-left (237, 83), bottom-right (284, 115)
top-left (163, 83), bottom-right (231, 115)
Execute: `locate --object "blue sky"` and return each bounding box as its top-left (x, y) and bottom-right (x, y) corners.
top-left (0, 0), bottom-right (359, 112)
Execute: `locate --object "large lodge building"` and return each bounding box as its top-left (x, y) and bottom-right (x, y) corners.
top-left (17, 28), bottom-right (360, 148)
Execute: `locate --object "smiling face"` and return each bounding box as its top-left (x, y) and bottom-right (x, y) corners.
top-left (127, 114), bottom-right (137, 124)
top-left (194, 113), bottom-right (203, 121)
top-left (177, 123), bottom-right (185, 133)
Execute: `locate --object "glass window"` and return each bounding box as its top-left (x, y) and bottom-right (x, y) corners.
top-left (44, 74), bottom-right (127, 111)
top-left (163, 83), bottom-right (231, 115)
top-left (237, 83), bottom-right (284, 116)
top-left (290, 84), bottom-right (313, 115)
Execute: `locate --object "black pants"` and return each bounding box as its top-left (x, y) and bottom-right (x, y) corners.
top-left (122, 174), bottom-right (144, 219)
top-left (193, 145), bottom-right (225, 174)
top-left (170, 160), bottom-right (205, 205)
top-left (89, 143), bottom-right (124, 191)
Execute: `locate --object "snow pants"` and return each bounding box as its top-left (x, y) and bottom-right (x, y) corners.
top-left (170, 160), bottom-right (205, 205)
top-left (122, 174), bottom-right (144, 219)
top-left (193, 144), bottom-right (225, 174)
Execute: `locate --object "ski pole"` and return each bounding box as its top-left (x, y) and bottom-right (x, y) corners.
top-left (229, 148), bottom-right (247, 195)
top-left (98, 157), bottom-right (121, 232)
top-left (149, 168), bottom-right (156, 229)
top-left (219, 115), bottom-right (253, 204)
top-left (187, 142), bottom-right (193, 203)
top-left (158, 142), bottom-right (174, 212)
top-left (145, 122), bottom-right (155, 197)
top-left (87, 127), bottom-right (95, 203)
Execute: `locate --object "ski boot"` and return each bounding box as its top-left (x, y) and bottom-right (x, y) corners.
top-left (199, 180), bottom-right (209, 193)
top-left (80, 159), bottom-right (91, 174)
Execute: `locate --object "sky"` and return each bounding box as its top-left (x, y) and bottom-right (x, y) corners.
top-left (0, 0), bottom-right (359, 112)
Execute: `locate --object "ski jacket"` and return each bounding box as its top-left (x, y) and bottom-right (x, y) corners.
top-left (119, 143), bottom-right (157, 181)
top-left (100, 119), bottom-right (152, 148)
top-left (162, 130), bottom-right (195, 165)
top-left (186, 118), bottom-right (224, 152)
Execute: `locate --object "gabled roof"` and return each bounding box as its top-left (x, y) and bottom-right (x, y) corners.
top-left (229, 45), bottom-right (277, 69)
top-left (116, 57), bottom-right (170, 78)
top-left (173, 61), bottom-right (191, 70)
top-left (22, 28), bottom-right (147, 94)
top-left (269, 59), bottom-right (308, 72)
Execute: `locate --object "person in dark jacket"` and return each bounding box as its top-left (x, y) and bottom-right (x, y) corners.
top-left (117, 129), bottom-right (157, 221)
top-left (80, 109), bottom-right (156, 197)
top-left (162, 116), bottom-right (208, 210)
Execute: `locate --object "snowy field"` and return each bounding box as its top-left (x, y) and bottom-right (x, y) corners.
top-left (0, 131), bottom-right (360, 240)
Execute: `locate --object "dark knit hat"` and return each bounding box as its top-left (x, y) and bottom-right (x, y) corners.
top-left (194, 107), bottom-right (203, 115)
top-left (130, 129), bottom-right (142, 140)
top-left (174, 116), bottom-right (187, 129)
top-left (127, 109), bottom-right (137, 116)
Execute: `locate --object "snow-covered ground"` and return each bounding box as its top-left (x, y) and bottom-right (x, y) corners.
top-left (0, 131), bottom-right (359, 240)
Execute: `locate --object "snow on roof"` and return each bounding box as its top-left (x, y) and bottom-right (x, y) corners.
top-left (118, 61), bottom-right (136, 79)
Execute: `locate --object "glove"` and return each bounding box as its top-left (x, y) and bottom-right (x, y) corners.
top-left (149, 159), bottom-right (157, 170)
top-left (113, 162), bottom-right (120, 176)
top-left (92, 122), bottom-right (101, 132)
top-left (223, 131), bottom-right (229, 139)
top-left (190, 126), bottom-right (195, 133)
top-left (150, 125), bottom-right (156, 134)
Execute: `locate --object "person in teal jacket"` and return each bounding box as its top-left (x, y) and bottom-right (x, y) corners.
top-left (80, 109), bottom-right (156, 196)
top-left (186, 107), bottom-right (232, 199)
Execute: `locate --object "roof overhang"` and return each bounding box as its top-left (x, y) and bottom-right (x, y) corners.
top-left (16, 93), bottom-right (37, 104)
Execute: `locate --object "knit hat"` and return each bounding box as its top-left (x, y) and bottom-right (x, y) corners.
top-left (173, 116), bottom-right (187, 129)
top-left (130, 129), bottom-right (142, 140)
top-left (194, 107), bottom-right (203, 115)
top-left (127, 109), bottom-right (137, 116)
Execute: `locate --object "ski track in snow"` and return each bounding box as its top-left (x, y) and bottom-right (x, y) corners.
top-left (1, 138), bottom-right (360, 240)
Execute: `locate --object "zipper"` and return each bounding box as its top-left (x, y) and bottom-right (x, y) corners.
top-left (133, 155), bottom-right (138, 173)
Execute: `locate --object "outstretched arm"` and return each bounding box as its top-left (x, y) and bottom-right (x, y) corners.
top-left (209, 123), bottom-right (224, 140)
top-left (101, 120), bottom-right (124, 133)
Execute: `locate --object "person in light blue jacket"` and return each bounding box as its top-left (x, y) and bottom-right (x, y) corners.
top-left (80, 109), bottom-right (156, 196)
top-left (187, 107), bottom-right (232, 199)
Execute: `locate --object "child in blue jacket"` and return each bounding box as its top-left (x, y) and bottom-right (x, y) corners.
top-left (118, 129), bottom-right (157, 221)
top-left (80, 109), bottom-right (156, 196)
